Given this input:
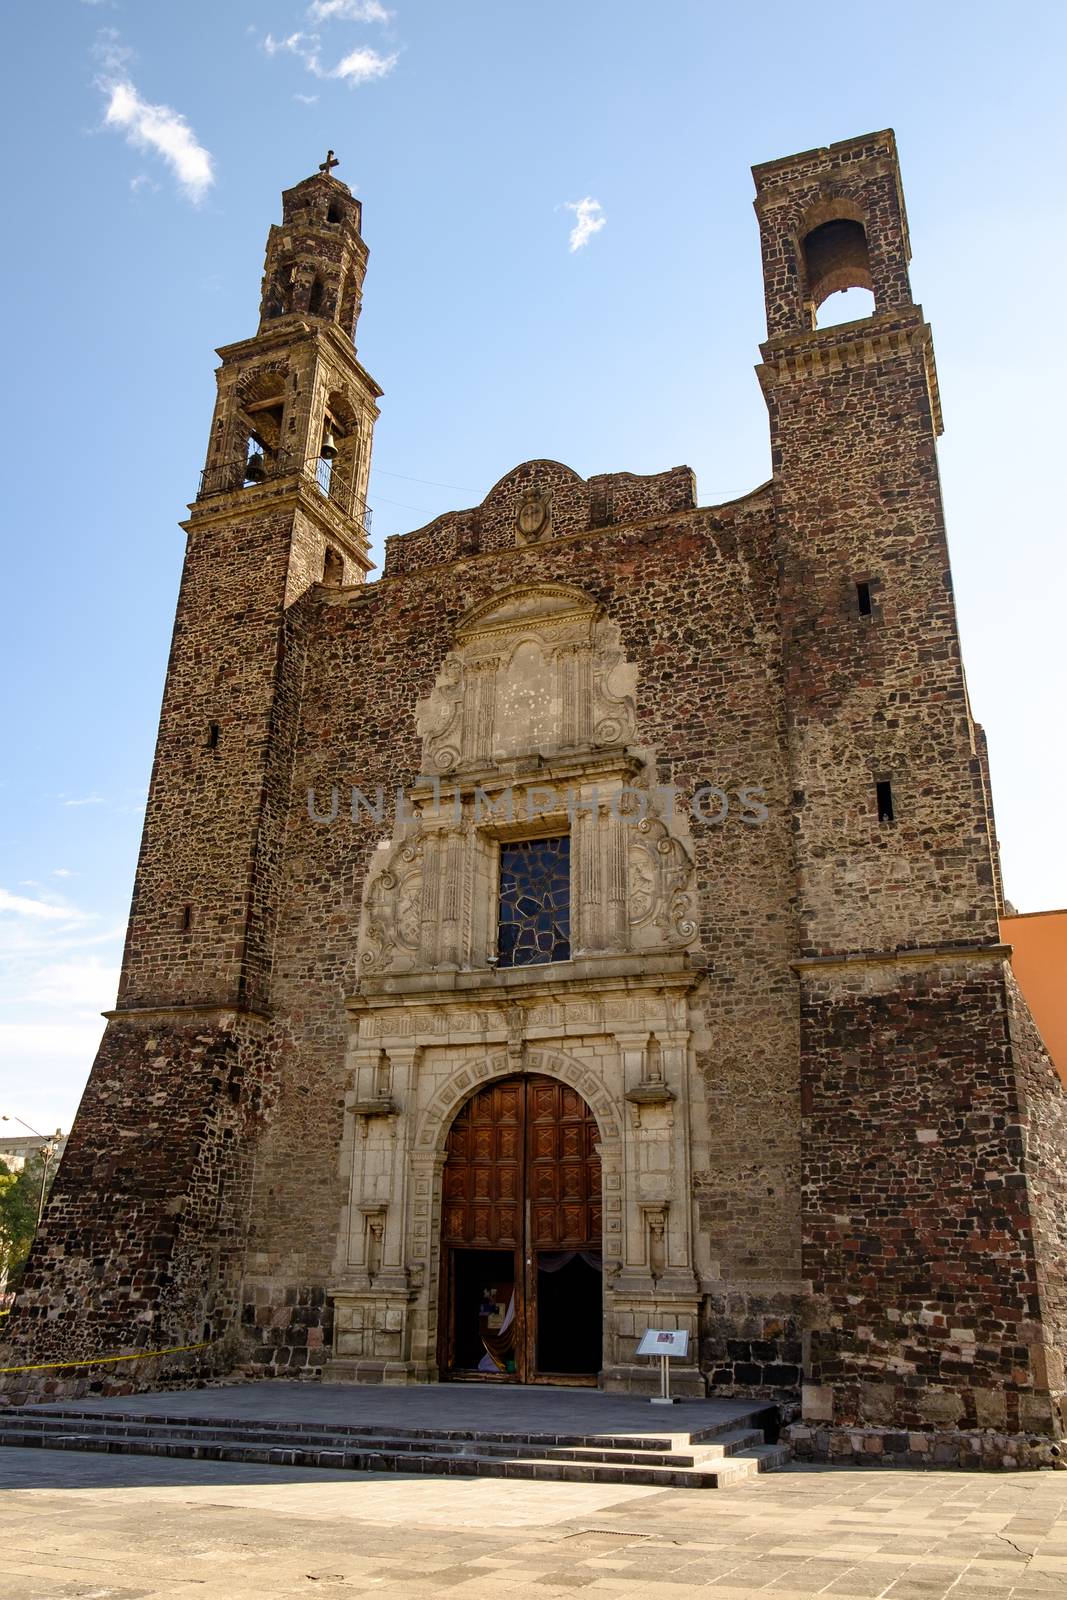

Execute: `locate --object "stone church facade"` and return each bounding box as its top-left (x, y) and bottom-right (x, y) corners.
top-left (5, 131), bottom-right (1066, 1465)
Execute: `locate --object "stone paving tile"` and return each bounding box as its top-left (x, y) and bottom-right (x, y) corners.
top-left (2, 1452), bottom-right (1067, 1599)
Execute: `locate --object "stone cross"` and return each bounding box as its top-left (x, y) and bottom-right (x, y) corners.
top-left (319, 150), bottom-right (340, 176)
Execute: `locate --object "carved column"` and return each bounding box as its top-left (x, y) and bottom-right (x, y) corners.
top-left (417, 831), bottom-right (442, 968)
top-left (607, 812), bottom-right (629, 950)
top-left (461, 660), bottom-right (497, 764)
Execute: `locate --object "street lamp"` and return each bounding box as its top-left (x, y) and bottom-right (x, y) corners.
top-left (1, 1116), bottom-right (63, 1227)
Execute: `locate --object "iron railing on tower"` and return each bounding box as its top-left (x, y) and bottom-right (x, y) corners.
top-left (196, 450), bottom-right (372, 538)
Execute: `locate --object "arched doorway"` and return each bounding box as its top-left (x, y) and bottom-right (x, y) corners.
top-left (438, 1074), bottom-right (603, 1384)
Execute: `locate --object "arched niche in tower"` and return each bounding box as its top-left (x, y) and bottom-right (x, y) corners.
top-left (315, 388), bottom-right (362, 508)
top-left (262, 259), bottom-right (294, 321)
top-left (234, 366), bottom-right (287, 482)
top-left (798, 199), bottom-right (875, 328)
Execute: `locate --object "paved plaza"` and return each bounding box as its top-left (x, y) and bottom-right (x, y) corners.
top-left (2, 1432), bottom-right (1066, 1600)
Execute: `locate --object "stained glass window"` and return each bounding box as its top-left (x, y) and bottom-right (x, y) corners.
top-left (497, 836), bottom-right (571, 967)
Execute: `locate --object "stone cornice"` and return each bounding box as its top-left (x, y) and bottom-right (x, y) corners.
top-left (348, 953), bottom-right (706, 1015)
top-left (791, 941), bottom-right (1010, 977)
top-left (102, 1004), bottom-right (271, 1026)
top-left (756, 311), bottom-right (942, 435)
top-left (181, 475), bottom-right (373, 571)
top-left (214, 321), bottom-right (383, 400)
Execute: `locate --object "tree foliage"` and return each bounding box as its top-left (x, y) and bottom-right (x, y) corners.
top-left (0, 1154), bottom-right (55, 1291)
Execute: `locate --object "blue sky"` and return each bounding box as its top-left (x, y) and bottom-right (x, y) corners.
top-left (2, 0), bottom-right (1064, 1134)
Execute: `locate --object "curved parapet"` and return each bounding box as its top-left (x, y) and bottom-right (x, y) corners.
top-left (382, 458), bottom-right (698, 577)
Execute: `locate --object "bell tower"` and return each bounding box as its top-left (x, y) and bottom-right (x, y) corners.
top-left (0, 158), bottom-right (385, 1381)
top-left (755, 133), bottom-right (1066, 1447)
top-left (199, 151), bottom-right (379, 583)
top-left (118, 154), bottom-right (383, 1018)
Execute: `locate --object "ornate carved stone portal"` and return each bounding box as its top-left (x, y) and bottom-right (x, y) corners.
top-left (332, 582), bottom-right (707, 1390)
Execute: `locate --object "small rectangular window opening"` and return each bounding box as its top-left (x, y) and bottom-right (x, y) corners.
top-left (206, 721), bottom-right (220, 749)
top-left (181, 903), bottom-right (194, 933)
top-left (856, 581), bottom-right (873, 617)
top-left (875, 780), bottom-right (895, 825)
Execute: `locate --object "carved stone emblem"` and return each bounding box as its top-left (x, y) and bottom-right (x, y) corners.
top-left (515, 488), bottom-right (551, 543)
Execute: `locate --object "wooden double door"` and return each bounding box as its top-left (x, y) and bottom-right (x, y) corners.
top-left (439, 1074), bottom-right (603, 1384)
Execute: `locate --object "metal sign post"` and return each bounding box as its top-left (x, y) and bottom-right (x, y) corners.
top-left (635, 1328), bottom-right (690, 1405)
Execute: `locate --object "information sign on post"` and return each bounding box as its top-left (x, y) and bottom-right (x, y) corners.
top-left (635, 1328), bottom-right (690, 1405)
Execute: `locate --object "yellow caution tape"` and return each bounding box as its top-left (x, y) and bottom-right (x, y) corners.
top-left (0, 1341), bottom-right (210, 1374)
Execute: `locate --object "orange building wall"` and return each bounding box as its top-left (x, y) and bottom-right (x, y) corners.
top-left (1000, 909), bottom-right (1067, 1086)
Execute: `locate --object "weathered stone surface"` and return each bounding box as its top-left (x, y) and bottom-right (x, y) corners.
top-left (2, 134), bottom-right (1065, 1461)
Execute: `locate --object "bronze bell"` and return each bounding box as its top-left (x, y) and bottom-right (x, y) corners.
top-left (245, 450), bottom-right (267, 484)
top-left (320, 428), bottom-right (338, 462)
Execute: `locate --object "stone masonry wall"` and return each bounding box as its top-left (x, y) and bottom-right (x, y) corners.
top-left (240, 480), bottom-right (806, 1376)
top-left (0, 1015), bottom-right (274, 1397)
top-left (382, 462), bottom-right (697, 578)
top-left (798, 955), bottom-right (1062, 1440)
top-left (1008, 970), bottom-right (1067, 1424)
top-left (120, 503), bottom-right (305, 1013)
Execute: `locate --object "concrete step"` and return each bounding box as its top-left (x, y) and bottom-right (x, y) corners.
top-left (0, 1413), bottom-right (689, 1468)
top-left (2, 1404), bottom-right (681, 1453)
top-left (11, 1401), bottom-right (775, 1450)
top-left (0, 1401), bottom-right (787, 1489)
top-left (0, 1422), bottom-right (790, 1488)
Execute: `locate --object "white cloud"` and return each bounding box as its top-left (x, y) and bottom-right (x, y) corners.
top-left (91, 28), bottom-right (133, 77)
top-left (332, 46), bottom-right (397, 83)
top-left (51, 869), bottom-right (76, 880)
top-left (101, 78), bottom-right (214, 203)
top-left (264, 30), bottom-right (324, 74)
top-left (294, 92), bottom-right (320, 105)
top-left (263, 28), bottom-right (396, 84)
top-left (564, 197), bottom-right (606, 253)
top-left (308, 0), bottom-right (391, 20)
top-left (0, 881), bottom-right (123, 1130)
top-left (264, 30), bottom-right (312, 57)
top-left (61, 794), bottom-right (105, 807)
top-left (0, 889), bottom-right (88, 923)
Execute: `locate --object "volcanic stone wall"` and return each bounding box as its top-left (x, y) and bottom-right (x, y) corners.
top-left (799, 956), bottom-right (1058, 1435)
top-left (3, 1014), bottom-right (273, 1397)
top-left (382, 462), bottom-right (698, 577)
top-left (118, 501), bottom-right (320, 1014)
top-left (238, 478), bottom-right (806, 1377)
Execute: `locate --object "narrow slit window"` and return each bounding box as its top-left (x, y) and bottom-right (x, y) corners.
top-left (206, 721), bottom-right (220, 749)
top-left (856, 581), bottom-right (873, 617)
top-left (875, 780), bottom-right (895, 825)
top-left (181, 904), bottom-right (194, 932)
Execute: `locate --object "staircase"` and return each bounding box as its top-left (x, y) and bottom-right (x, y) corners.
top-left (0, 1402), bottom-right (788, 1488)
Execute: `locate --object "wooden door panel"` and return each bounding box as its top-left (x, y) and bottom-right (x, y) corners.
top-left (441, 1073), bottom-right (601, 1381)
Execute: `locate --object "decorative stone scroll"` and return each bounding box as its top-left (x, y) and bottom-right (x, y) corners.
top-left (627, 816), bottom-right (698, 948)
top-left (358, 835), bottom-right (423, 973)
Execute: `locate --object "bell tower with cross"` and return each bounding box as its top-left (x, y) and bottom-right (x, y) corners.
top-left (120, 154), bottom-right (383, 1019)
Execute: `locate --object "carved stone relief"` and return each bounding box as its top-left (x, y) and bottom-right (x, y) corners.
top-left (514, 487), bottom-right (552, 544)
top-left (357, 584), bottom-right (699, 976)
top-left (358, 835), bottom-right (423, 974)
top-left (413, 585), bottom-right (637, 773)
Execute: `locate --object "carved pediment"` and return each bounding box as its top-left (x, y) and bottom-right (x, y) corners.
top-left (415, 584), bottom-right (637, 773)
